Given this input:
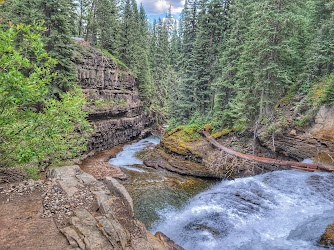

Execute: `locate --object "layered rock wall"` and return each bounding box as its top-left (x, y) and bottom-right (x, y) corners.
top-left (74, 43), bottom-right (153, 153)
top-left (259, 104), bottom-right (334, 163)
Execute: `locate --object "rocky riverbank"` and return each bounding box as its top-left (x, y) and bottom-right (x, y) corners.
top-left (141, 102), bottom-right (334, 179)
top-left (49, 165), bottom-right (183, 249)
top-left (0, 165), bottom-right (183, 250)
top-left (139, 125), bottom-right (290, 179)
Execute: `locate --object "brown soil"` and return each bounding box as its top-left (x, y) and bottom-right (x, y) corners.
top-left (0, 187), bottom-right (71, 250)
top-left (81, 143), bottom-right (125, 167)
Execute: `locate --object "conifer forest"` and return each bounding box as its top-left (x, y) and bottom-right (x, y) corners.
top-left (2, 0), bottom-right (333, 128)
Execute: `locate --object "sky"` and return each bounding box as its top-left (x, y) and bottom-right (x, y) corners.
top-left (135, 0), bottom-right (185, 21)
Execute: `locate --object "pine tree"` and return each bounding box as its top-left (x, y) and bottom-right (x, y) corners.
top-left (215, 0), bottom-right (250, 125)
top-left (305, 0), bottom-right (334, 80)
top-left (38, 0), bottom-right (77, 93)
top-left (224, 0), bottom-right (308, 129)
top-left (137, 4), bottom-right (153, 102)
top-left (170, 25), bottom-right (182, 72)
top-left (150, 19), bottom-right (171, 115)
top-left (2, 0), bottom-right (77, 93)
top-left (176, 0), bottom-right (199, 122)
top-left (192, 0), bottom-right (225, 116)
top-left (96, 0), bottom-right (120, 54)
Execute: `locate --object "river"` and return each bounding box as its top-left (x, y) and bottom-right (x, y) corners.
top-left (109, 136), bottom-right (217, 228)
top-left (109, 137), bottom-right (334, 249)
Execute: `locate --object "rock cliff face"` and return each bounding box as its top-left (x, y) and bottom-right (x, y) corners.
top-left (258, 104), bottom-right (334, 164)
top-left (74, 42), bottom-right (153, 153)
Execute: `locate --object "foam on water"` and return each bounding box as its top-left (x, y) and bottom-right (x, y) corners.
top-left (152, 170), bottom-right (334, 250)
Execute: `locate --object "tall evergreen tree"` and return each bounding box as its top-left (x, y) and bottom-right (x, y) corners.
top-left (96, 0), bottom-right (120, 54)
top-left (215, 0), bottom-right (250, 124)
top-left (192, 0), bottom-right (225, 116)
top-left (304, 0), bottom-right (334, 80)
top-left (176, 0), bottom-right (199, 122)
top-left (1, 0), bottom-right (77, 93)
top-left (170, 24), bottom-right (182, 72)
top-left (150, 19), bottom-right (171, 115)
top-left (38, 0), bottom-right (77, 93)
top-left (224, 0), bottom-right (308, 129)
top-left (137, 4), bottom-right (153, 102)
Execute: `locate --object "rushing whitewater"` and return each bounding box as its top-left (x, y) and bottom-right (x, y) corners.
top-left (152, 170), bottom-right (334, 250)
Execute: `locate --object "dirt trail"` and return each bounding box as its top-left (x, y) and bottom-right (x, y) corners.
top-left (0, 187), bottom-right (71, 250)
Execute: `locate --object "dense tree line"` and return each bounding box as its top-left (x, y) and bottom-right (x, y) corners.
top-left (169, 0), bottom-right (333, 131)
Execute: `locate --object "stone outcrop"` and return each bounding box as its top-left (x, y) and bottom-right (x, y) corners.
top-left (74, 42), bottom-right (153, 154)
top-left (140, 126), bottom-right (285, 179)
top-left (141, 116), bottom-right (334, 179)
top-left (259, 104), bottom-right (334, 164)
top-left (49, 166), bottom-right (183, 250)
top-left (83, 162), bottom-right (127, 181)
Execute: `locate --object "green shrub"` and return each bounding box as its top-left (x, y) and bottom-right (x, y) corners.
top-left (0, 22), bottom-right (92, 176)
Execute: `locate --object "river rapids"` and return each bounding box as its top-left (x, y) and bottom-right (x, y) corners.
top-left (110, 137), bottom-right (334, 249)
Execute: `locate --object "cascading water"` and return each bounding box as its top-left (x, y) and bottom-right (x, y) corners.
top-left (151, 170), bottom-right (334, 250)
top-left (109, 136), bottom-right (160, 172)
top-left (108, 136), bottom-right (217, 228)
top-left (108, 137), bottom-right (333, 249)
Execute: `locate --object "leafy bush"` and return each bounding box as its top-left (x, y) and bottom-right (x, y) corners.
top-left (0, 22), bottom-right (92, 174)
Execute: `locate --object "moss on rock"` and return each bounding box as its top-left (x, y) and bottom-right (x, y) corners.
top-left (319, 224), bottom-right (334, 248)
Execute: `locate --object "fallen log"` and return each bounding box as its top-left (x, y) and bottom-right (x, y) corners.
top-left (201, 130), bottom-right (334, 172)
top-left (291, 166), bottom-right (321, 172)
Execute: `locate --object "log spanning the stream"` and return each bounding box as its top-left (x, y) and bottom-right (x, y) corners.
top-left (201, 130), bottom-right (334, 172)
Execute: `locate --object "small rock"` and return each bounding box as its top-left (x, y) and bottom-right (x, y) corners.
top-left (319, 224), bottom-right (334, 247)
top-left (290, 129), bottom-right (297, 136)
top-left (28, 179), bottom-right (35, 186)
top-left (36, 180), bottom-right (43, 186)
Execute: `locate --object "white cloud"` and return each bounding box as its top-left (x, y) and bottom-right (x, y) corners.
top-left (136, 0), bottom-right (185, 15)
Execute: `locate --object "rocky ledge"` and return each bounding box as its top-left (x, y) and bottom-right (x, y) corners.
top-left (258, 101), bottom-right (334, 163)
top-left (73, 42), bottom-right (153, 154)
top-left (140, 126), bottom-right (291, 179)
top-left (49, 165), bottom-right (183, 250)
